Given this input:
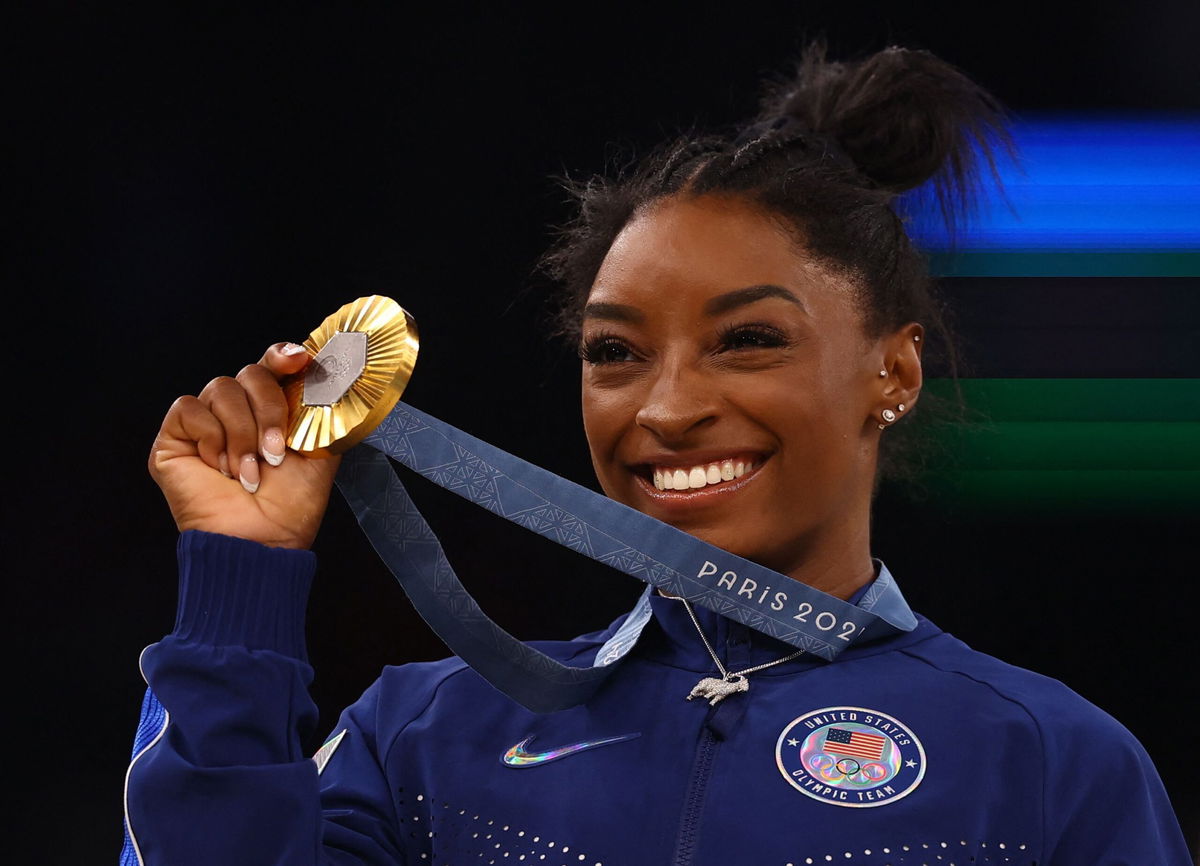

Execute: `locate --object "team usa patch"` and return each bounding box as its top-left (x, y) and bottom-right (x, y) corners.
top-left (776, 706), bottom-right (926, 808)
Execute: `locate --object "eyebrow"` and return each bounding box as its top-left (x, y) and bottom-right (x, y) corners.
top-left (581, 301), bottom-right (644, 323)
top-left (582, 284), bottom-right (806, 323)
top-left (703, 284), bottom-right (807, 316)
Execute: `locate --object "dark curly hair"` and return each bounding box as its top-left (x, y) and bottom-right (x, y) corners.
top-left (538, 42), bottom-right (1012, 485)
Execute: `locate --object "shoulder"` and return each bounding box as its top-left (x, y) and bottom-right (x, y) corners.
top-left (899, 628), bottom-right (1193, 862)
top-left (898, 622), bottom-right (1137, 751)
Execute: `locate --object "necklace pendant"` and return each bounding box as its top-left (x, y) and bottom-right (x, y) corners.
top-left (686, 674), bottom-right (749, 706)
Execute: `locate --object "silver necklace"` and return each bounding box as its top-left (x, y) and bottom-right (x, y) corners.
top-left (680, 598), bottom-right (805, 706)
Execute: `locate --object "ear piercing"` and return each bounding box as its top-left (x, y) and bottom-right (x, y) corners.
top-left (877, 404), bottom-right (906, 430)
top-left (878, 365), bottom-right (910, 428)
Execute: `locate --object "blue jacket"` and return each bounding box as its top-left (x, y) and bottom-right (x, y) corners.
top-left (121, 531), bottom-right (1191, 865)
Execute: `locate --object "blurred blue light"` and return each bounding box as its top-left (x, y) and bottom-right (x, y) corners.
top-left (904, 117), bottom-right (1200, 251)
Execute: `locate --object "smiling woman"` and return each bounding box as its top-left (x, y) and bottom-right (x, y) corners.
top-left (577, 195), bottom-right (921, 594)
top-left (122, 42), bottom-right (1191, 866)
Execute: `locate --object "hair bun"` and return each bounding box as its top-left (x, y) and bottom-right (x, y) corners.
top-left (756, 42), bottom-right (1011, 224)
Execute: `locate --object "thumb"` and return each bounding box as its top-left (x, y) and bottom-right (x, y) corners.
top-left (260, 342), bottom-right (311, 378)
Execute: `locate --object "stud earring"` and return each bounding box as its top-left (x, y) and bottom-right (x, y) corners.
top-left (881, 408), bottom-right (897, 423)
top-left (879, 370), bottom-right (887, 377)
top-left (898, 403), bottom-right (906, 412)
top-left (913, 335), bottom-right (921, 342)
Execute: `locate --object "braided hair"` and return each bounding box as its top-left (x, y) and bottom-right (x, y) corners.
top-left (540, 42), bottom-right (1012, 484)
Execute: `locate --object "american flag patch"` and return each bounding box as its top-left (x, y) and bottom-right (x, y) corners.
top-left (823, 727), bottom-right (887, 760)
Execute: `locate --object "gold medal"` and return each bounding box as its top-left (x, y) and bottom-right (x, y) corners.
top-left (283, 296), bottom-right (419, 456)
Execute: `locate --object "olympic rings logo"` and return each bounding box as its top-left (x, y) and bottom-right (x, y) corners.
top-left (808, 752), bottom-right (893, 786)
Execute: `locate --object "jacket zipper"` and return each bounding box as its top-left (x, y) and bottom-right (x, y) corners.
top-left (670, 726), bottom-right (720, 866)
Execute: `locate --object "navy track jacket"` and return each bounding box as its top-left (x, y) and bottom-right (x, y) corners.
top-left (121, 531), bottom-right (1191, 865)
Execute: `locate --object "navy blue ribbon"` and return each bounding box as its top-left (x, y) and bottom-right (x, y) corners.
top-left (336, 402), bottom-right (916, 712)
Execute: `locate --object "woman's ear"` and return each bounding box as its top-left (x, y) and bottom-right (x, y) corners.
top-left (875, 323), bottom-right (924, 427)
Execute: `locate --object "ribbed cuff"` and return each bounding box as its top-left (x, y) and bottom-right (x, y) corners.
top-left (172, 530), bottom-right (316, 661)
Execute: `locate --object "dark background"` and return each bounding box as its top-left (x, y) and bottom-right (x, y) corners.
top-left (9, 2), bottom-right (1199, 861)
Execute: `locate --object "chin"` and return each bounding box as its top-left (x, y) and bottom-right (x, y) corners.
top-left (676, 522), bottom-right (765, 561)
top-left (686, 523), bottom-right (806, 575)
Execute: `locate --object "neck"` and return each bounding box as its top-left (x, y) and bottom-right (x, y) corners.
top-left (782, 496), bottom-right (876, 601)
top-left (784, 544), bottom-right (876, 601)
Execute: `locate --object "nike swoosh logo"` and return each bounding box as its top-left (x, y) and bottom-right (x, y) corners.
top-left (501, 732), bottom-right (640, 768)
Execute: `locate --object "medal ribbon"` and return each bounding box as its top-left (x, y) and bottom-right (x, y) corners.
top-left (336, 401), bottom-right (917, 713)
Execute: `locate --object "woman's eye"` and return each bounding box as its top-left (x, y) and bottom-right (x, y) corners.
top-left (581, 337), bottom-right (637, 365)
top-left (718, 325), bottom-right (788, 351)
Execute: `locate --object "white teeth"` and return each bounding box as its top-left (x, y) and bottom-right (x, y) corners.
top-left (649, 458), bottom-right (756, 492)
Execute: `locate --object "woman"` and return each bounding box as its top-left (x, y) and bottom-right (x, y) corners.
top-left (123, 45), bottom-right (1190, 864)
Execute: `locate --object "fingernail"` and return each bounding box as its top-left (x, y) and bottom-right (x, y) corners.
top-left (280, 343), bottom-right (307, 356)
top-left (239, 454), bottom-right (260, 494)
top-left (218, 452), bottom-right (232, 478)
top-left (262, 428), bottom-right (285, 466)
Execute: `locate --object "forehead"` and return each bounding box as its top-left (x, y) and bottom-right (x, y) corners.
top-left (588, 194), bottom-right (856, 314)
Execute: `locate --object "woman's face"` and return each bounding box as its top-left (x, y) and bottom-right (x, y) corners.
top-left (580, 194), bottom-right (919, 578)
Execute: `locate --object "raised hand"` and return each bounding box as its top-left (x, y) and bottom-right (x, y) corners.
top-left (149, 343), bottom-right (340, 550)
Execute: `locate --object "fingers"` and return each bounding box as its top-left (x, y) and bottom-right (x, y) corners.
top-left (260, 342), bottom-right (311, 378)
top-left (201, 375), bottom-right (262, 493)
top-left (155, 343), bottom-right (308, 493)
top-left (160, 395), bottom-right (228, 474)
top-left (236, 363), bottom-right (289, 468)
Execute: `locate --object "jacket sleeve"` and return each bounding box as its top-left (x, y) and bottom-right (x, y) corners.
top-left (120, 530), bottom-right (405, 866)
top-left (1040, 703), bottom-right (1191, 865)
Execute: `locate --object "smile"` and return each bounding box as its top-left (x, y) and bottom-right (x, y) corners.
top-left (630, 453), bottom-right (768, 505)
top-left (652, 457), bottom-right (758, 491)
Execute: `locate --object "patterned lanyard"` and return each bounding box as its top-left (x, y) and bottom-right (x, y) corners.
top-left (336, 401), bottom-right (918, 712)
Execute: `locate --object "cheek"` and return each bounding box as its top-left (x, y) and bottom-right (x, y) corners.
top-left (746, 372), bottom-right (863, 473)
top-left (804, 344), bottom-right (872, 426)
top-left (580, 387), bottom-right (640, 501)
top-left (580, 384), bottom-right (633, 458)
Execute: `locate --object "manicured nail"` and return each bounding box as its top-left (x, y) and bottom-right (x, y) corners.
top-left (262, 428), bottom-right (285, 466)
top-left (218, 452), bottom-right (232, 478)
top-left (280, 343), bottom-right (307, 356)
top-left (239, 454), bottom-right (260, 494)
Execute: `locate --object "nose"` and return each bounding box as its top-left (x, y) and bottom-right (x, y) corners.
top-left (634, 359), bottom-right (719, 443)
